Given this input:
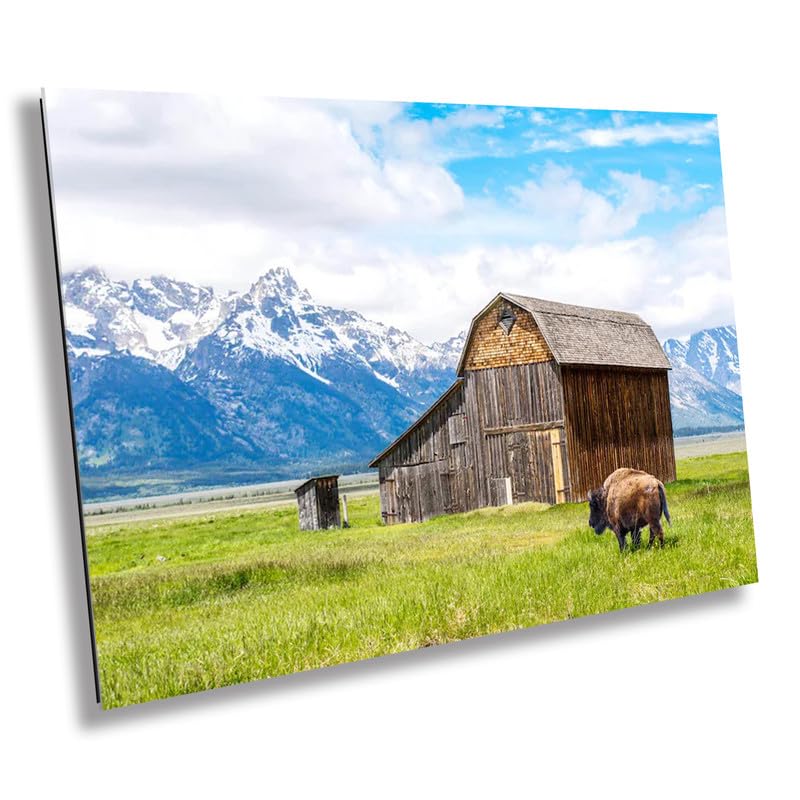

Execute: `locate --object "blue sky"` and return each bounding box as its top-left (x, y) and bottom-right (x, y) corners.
top-left (361, 102), bottom-right (724, 246)
top-left (45, 90), bottom-right (733, 341)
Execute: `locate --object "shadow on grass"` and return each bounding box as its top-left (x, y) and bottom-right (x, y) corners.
top-left (619, 533), bottom-right (681, 555)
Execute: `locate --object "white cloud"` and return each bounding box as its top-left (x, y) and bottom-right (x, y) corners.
top-left (46, 90), bottom-right (464, 234)
top-left (296, 207), bottom-right (733, 342)
top-left (525, 137), bottom-right (573, 152)
top-left (526, 117), bottom-right (718, 152)
top-left (432, 105), bottom-right (506, 132)
top-left (578, 118), bottom-right (718, 148)
top-left (379, 104), bottom-right (508, 163)
top-left (510, 164), bottom-right (678, 241)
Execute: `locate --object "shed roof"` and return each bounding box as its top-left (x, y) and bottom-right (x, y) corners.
top-left (456, 293), bottom-right (671, 374)
top-left (294, 474), bottom-right (339, 495)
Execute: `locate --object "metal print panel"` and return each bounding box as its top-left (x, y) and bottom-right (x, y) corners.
top-left (42, 89), bottom-right (757, 708)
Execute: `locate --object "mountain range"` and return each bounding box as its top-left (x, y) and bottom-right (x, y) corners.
top-left (62, 266), bottom-right (743, 500)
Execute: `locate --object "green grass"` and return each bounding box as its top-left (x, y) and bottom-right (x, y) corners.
top-left (87, 452), bottom-right (757, 708)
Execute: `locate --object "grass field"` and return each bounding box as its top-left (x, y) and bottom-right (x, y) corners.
top-left (87, 451), bottom-right (757, 708)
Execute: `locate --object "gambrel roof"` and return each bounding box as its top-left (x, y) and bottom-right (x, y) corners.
top-left (456, 293), bottom-right (671, 375)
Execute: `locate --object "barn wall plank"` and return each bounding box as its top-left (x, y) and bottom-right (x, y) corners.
top-left (561, 366), bottom-right (676, 497)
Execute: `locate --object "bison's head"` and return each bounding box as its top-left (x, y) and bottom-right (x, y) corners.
top-left (587, 488), bottom-right (608, 534)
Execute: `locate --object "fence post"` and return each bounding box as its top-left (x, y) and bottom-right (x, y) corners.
top-left (341, 494), bottom-right (350, 528)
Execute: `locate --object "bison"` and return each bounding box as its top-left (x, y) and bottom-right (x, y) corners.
top-left (587, 468), bottom-right (671, 552)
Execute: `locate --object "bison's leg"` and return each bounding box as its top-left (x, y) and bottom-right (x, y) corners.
top-left (631, 526), bottom-right (641, 550)
top-left (614, 529), bottom-right (627, 552)
top-left (650, 520), bottom-right (664, 547)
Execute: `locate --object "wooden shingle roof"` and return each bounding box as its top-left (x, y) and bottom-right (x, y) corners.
top-left (456, 293), bottom-right (670, 374)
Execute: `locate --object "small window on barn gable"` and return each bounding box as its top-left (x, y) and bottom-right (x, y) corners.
top-left (498, 304), bottom-right (516, 335)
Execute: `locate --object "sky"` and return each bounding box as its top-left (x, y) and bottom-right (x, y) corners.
top-left (44, 89), bottom-right (734, 343)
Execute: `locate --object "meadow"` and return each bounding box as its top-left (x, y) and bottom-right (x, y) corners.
top-left (87, 451), bottom-right (757, 708)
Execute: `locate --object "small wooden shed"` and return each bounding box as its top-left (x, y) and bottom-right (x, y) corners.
top-left (369, 293), bottom-right (675, 524)
top-left (295, 475), bottom-right (341, 531)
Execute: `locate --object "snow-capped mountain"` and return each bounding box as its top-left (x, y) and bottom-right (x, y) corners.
top-left (663, 325), bottom-right (743, 432)
top-left (63, 266), bottom-right (463, 496)
top-left (663, 326), bottom-right (740, 394)
top-left (665, 360), bottom-right (743, 430)
top-left (62, 265), bottom-right (744, 499)
top-left (63, 267), bottom-right (234, 370)
top-left (64, 266), bottom-right (460, 395)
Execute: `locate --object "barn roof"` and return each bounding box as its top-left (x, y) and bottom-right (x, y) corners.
top-left (456, 293), bottom-right (671, 374)
top-left (294, 474), bottom-right (339, 495)
top-left (368, 379), bottom-right (463, 468)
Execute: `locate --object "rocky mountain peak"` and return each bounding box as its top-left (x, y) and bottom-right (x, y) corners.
top-left (664, 326), bottom-right (740, 395)
top-left (663, 336), bottom-right (689, 363)
top-left (247, 267), bottom-right (311, 308)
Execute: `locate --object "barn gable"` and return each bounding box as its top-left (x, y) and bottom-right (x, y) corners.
top-left (458, 296), bottom-right (553, 373)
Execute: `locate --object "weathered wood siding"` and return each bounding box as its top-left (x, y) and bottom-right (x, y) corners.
top-left (466, 361), bottom-right (563, 430)
top-left (315, 476), bottom-right (341, 529)
top-left (484, 429), bottom-right (558, 504)
top-left (463, 298), bottom-right (552, 371)
top-left (296, 476), bottom-right (341, 530)
top-left (379, 460), bottom-right (462, 524)
top-left (561, 366), bottom-right (676, 497)
top-left (463, 361), bottom-right (565, 507)
top-left (376, 384), bottom-right (466, 468)
top-left (296, 484), bottom-right (319, 530)
top-left (375, 382), bottom-right (478, 523)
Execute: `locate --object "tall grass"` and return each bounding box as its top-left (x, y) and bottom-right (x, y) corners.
top-left (87, 452), bottom-right (757, 708)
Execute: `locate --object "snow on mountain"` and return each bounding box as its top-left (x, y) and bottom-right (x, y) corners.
top-left (63, 267), bottom-right (232, 370)
top-left (171, 267), bottom-right (463, 461)
top-left (688, 326), bottom-right (740, 393)
top-left (666, 361), bottom-right (743, 430)
top-left (227, 267), bottom-right (463, 391)
top-left (663, 325), bottom-right (743, 431)
top-left (430, 331), bottom-right (467, 366)
top-left (63, 265), bottom-right (463, 399)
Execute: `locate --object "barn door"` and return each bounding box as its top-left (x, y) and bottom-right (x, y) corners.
top-left (484, 426), bottom-right (569, 505)
top-left (508, 431), bottom-right (532, 503)
top-left (316, 478), bottom-right (340, 529)
top-left (523, 430), bottom-right (556, 504)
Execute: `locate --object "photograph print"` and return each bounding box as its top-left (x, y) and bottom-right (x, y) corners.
top-left (42, 89), bottom-right (757, 709)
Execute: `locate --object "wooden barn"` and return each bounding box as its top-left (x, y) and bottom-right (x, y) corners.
top-left (369, 293), bottom-right (675, 524)
top-left (295, 475), bottom-right (341, 531)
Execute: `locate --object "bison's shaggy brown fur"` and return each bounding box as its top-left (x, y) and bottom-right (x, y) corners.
top-left (587, 468), bottom-right (671, 552)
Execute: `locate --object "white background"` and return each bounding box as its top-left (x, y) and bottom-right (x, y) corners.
top-left (1, 3), bottom-right (797, 797)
